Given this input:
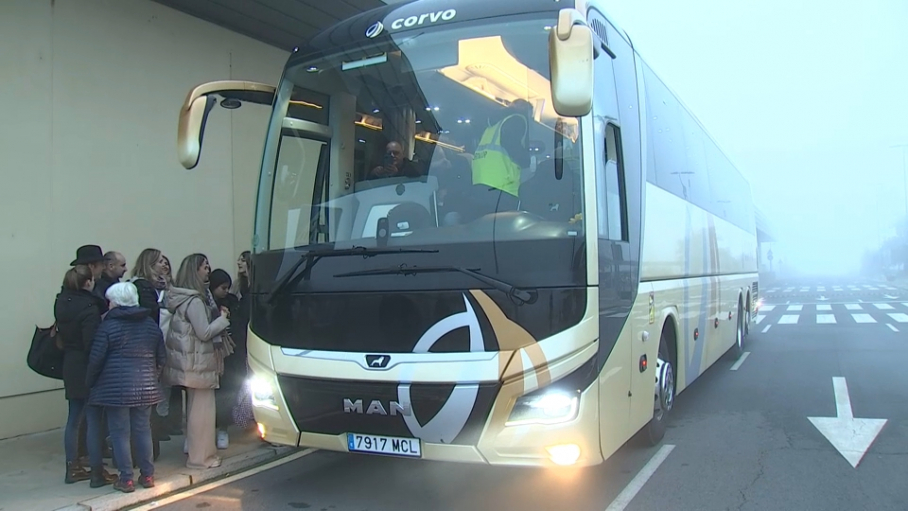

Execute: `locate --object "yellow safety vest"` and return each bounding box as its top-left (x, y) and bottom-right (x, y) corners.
top-left (471, 114), bottom-right (527, 197)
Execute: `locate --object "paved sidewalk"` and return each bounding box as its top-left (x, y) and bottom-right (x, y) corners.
top-left (0, 426), bottom-right (296, 511)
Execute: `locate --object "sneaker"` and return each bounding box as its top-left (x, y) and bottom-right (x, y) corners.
top-left (113, 479), bottom-right (135, 493)
top-left (216, 430), bottom-right (229, 450)
top-left (139, 475), bottom-right (155, 488)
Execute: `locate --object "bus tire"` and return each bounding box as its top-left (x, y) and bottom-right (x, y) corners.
top-left (744, 294), bottom-right (751, 338)
top-left (645, 329), bottom-right (675, 446)
top-left (729, 299), bottom-right (745, 360)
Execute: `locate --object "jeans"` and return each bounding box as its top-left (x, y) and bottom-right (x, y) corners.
top-left (107, 406), bottom-right (154, 481)
top-left (65, 399), bottom-right (103, 469)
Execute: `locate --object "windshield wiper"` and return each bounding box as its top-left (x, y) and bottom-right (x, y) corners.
top-left (266, 247), bottom-right (439, 303)
top-left (334, 265), bottom-right (537, 304)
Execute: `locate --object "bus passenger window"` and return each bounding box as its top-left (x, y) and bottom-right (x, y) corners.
top-left (600, 124), bottom-right (627, 241)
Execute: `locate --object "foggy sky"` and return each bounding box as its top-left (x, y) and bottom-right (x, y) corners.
top-left (605, 0), bottom-right (908, 275)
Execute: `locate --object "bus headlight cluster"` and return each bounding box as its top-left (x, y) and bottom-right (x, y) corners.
top-left (505, 390), bottom-right (580, 427)
top-left (249, 375), bottom-right (279, 411)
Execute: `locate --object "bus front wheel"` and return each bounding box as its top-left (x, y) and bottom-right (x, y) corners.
top-left (646, 329), bottom-right (675, 446)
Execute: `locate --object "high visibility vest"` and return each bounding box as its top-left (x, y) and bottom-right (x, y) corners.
top-left (471, 114), bottom-right (527, 197)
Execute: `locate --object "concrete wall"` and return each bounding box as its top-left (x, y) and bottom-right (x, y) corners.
top-left (0, 0), bottom-right (288, 439)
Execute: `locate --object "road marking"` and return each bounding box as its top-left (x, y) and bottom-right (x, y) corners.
top-left (808, 377), bottom-right (887, 468)
top-left (887, 313), bottom-right (908, 323)
top-left (762, 324), bottom-right (772, 333)
top-left (730, 351), bottom-right (750, 371)
top-left (888, 324), bottom-right (899, 332)
top-left (884, 294), bottom-right (899, 300)
top-left (760, 305), bottom-right (775, 312)
top-left (131, 448), bottom-right (317, 510)
top-left (817, 304), bottom-right (832, 311)
top-left (817, 314), bottom-right (836, 324)
top-left (604, 444), bottom-right (675, 511)
top-left (867, 286), bottom-right (879, 290)
top-left (845, 304), bottom-right (862, 310)
top-left (788, 305), bottom-right (803, 311)
top-left (778, 315), bottom-right (799, 324)
top-left (818, 286), bottom-right (826, 292)
top-left (852, 314), bottom-right (876, 324)
top-left (755, 315), bottom-right (766, 324)
top-left (858, 299), bottom-right (864, 303)
top-left (874, 303), bottom-right (895, 310)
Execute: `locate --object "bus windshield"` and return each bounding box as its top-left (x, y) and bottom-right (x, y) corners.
top-left (253, 16), bottom-right (586, 296)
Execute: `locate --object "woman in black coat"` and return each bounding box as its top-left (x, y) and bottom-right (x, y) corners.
top-left (86, 282), bottom-right (166, 493)
top-left (54, 265), bottom-right (117, 487)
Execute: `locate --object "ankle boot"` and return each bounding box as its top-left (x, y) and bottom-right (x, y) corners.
top-left (89, 466), bottom-right (118, 488)
top-left (65, 461), bottom-right (91, 484)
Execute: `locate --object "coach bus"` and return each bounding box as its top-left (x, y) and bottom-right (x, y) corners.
top-left (176, 0), bottom-right (758, 467)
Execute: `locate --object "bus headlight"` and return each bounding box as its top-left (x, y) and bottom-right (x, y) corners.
top-left (504, 353), bottom-right (599, 427)
top-left (249, 375), bottom-right (279, 411)
top-left (506, 390), bottom-right (580, 426)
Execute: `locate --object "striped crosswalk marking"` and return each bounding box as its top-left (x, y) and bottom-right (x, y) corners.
top-left (888, 324), bottom-right (899, 332)
top-left (817, 304), bottom-right (832, 311)
top-left (818, 286), bottom-right (826, 292)
top-left (888, 313), bottom-right (908, 323)
top-left (779, 315), bottom-right (799, 324)
top-left (788, 305), bottom-right (803, 311)
top-left (852, 314), bottom-right (876, 324)
top-left (874, 303), bottom-right (895, 310)
top-left (760, 305), bottom-right (775, 312)
top-left (845, 304), bottom-right (862, 310)
top-left (816, 314), bottom-right (836, 324)
top-left (755, 315), bottom-right (766, 324)
top-left (800, 287), bottom-right (810, 292)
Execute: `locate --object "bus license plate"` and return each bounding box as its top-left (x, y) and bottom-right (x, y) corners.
top-left (346, 433), bottom-right (422, 458)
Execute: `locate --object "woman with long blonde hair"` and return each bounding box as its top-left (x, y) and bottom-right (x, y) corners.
top-left (163, 254), bottom-right (231, 469)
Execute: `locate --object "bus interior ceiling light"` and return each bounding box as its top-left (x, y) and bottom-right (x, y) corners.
top-left (342, 53), bottom-right (388, 71)
top-left (220, 97), bottom-right (242, 109)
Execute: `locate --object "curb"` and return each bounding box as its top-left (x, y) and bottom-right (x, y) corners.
top-left (54, 445), bottom-right (298, 511)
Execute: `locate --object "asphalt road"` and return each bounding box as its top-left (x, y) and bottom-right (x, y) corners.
top-left (150, 277), bottom-right (908, 511)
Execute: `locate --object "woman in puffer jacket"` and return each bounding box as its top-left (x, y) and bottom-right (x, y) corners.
top-left (164, 253), bottom-right (231, 469)
top-left (86, 282), bottom-right (166, 493)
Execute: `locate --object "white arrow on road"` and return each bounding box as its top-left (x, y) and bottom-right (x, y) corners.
top-left (884, 294), bottom-right (899, 300)
top-left (808, 377), bottom-right (887, 468)
top-left (818, 295), bottom-right (828, 301)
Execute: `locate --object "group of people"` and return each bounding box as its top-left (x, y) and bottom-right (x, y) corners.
top-left (54, 244), bottom-right (252, 493)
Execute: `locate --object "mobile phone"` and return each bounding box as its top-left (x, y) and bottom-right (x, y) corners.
top-left (383, 153), bottom-right (395, 167)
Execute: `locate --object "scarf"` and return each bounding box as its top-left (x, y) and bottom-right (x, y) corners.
top-left (205, 287), bottom-right (235, 375)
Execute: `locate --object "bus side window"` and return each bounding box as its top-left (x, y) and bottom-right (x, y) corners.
top-left (600, 123), bottom-right (628, 242)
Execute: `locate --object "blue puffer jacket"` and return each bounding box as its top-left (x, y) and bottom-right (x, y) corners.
top-left (86, 306), bottom-right (166, 408)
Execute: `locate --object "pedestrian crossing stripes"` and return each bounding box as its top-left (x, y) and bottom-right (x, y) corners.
top-left (762, 284), bottom-right (898, 295)
top-left (754, 301), bottom-right (908, 328)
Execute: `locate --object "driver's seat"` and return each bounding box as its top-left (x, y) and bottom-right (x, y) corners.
top-left (518, 158), bottom-right (579, 223)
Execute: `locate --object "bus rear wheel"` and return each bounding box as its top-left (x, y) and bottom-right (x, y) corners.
top-left (646, 330), bottom-right (675, 446)
top-left (729, 300), bottom-right (745, 360)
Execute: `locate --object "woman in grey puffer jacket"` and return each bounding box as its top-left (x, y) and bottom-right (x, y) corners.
top-left (163, 254), bottom-right (231, 469)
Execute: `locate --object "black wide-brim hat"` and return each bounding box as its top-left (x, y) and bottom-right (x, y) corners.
top-left (70, 245), bottom-right (105, 266)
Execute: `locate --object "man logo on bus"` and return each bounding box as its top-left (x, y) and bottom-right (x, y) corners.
top-left (366, 354), bottom-right (390, 368)
top-left (365, 21), bottom-right (384, 38)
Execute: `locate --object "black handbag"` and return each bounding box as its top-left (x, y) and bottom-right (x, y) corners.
top-left (27, 324), bottom-right (64, 380)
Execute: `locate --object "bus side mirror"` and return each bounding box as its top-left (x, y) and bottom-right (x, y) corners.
top-left (177, 80), bottom-right (277, 169)
top-left (548, 9), bottom-right (594, 118)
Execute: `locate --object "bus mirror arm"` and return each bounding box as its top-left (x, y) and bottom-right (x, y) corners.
top-left (177, 80), bottom-right (277, 169)
top-left (548, 9), bottom-right (594, 118)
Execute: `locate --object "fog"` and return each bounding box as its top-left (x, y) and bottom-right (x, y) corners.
top-left (605, 0), bottom-right (908, 278)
